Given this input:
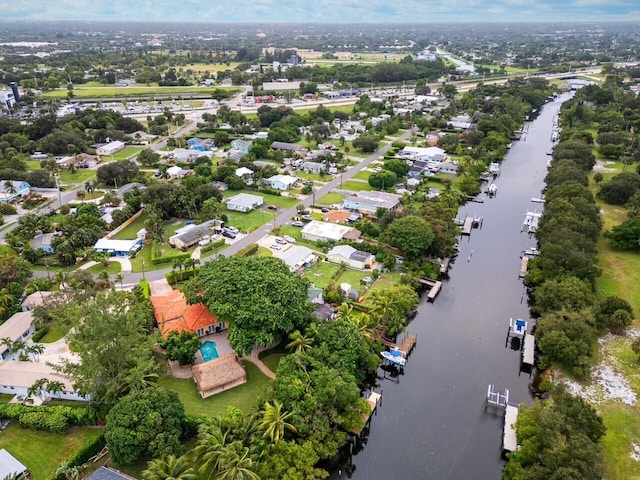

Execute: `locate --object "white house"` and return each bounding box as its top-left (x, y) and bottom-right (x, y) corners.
top-left (327, 245), bottom-right (375, 270)
top-left (0, 311), bottom-right (37, 361)
top-left (0, 180), bottom-right (30, 203)
top-left (166, 166), bottom-right (188, 179)
top-left (301, 221), bottom-right (361, 243)
top-left (265, 174), bottom-right (298, 191)
top-left (226, 193), bottom-right (264, 213)
top-left (300, 161), bottom-right (324, 174)
top-left (235, 167), bottom-right (254, 178)
top-left (96, 140), bottom-right (126, 156)
top-left (437, 161), bottom-right (460, 175)
top-left (93, 238), bottom-right (143, 257)
top-left (399, 146), bottom-right (447, 163)
top-left (21, 291), bottom-right (55, 312)
top-left (0, 449), bottom-right (27, 480)
top-left (0, 361), bottom-right (87, 401)
top-left (279, 246), bottom-right (317, 273)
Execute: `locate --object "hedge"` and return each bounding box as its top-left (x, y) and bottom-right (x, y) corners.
top-left (201, 237), bottom-right (225, 254)
top-left (31, 326), bottom-right (49, 342)
top-left (139, 279), bottom-right (150, 298)
top-left (0, 404), bottom-right (95, 426)
top-left (183, 414), bottom-right (209, 438)
top-left (235, 243), bottom-right (259, 257)
top-left (151, 251), bottom-right (191, 266)
top-left (166, 268), bottom-right (200, 285)
top-left (20, 410), bottom-right (69, 433)
top-left (47, 433), bottom-right (106, 480)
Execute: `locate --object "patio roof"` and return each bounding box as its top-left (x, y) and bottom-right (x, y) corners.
top-left (192, 354), bottom-right (247, 398)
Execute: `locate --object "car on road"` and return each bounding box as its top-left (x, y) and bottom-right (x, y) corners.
top-left (267, 205), bottom-right (278, 211)
top-left (292, 221), bottom-right (305, 227)
top-left (270, 244), bottom-right (281, 250)
top-left (275, 237), bottom-right (287, 245)
top-left (283, 235), bottom-right (296, 244)
top-left (303, 181), bottom-right (314, 187)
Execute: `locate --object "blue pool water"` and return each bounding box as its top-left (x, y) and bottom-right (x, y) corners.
top-left (200, 341), bottom-right (219, 362)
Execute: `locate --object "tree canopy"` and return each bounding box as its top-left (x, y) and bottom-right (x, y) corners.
top-left (381, 215), bottom-right (435, 259)
top-left (185, 257), bottom-right (311, 355)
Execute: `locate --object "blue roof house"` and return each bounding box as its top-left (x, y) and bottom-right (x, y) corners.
top-left (0, 180), bottom-right (30, 203)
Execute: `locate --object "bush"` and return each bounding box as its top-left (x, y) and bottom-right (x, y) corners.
top-left (151, 251), bottom-right (190, 266)
top-left (259, 187), bottom-right (282, 196)
top-left (139, 279), bottom-right (150, 298)
top-left (166, 268), bottom-right (199, 285)
top-left (163, 330), bottom-right (200, 366)
top-left (0, 404), bottom-right (95, 426)
top-left (31, 326), bottom-right (49, 342)
top-left (0, 203), bottom-right (16, 215)
top-left (201, 237), bottom-right (225, 254)
top-left (19, 411), bottom-right (70, 433)
top-left (236, 243), bottom-right (259, 257)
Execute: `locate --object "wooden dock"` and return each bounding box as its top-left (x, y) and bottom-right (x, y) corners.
top-left (379, 334), bottom-right (417, 357)
top-left (461, 216), bottom-right (474, 235)
top-left (520, 334), bottom-right (535, 376)
top-left (440, 257), bottom-right (451, 275)
top-left (519, 256), bottom-right (529, 278)
top-left (351, 391), bottom-right (382, 435)
top-left (419, 278), bottom-right (442, 302)
top-left (502, 405), bottom-right (519, 456)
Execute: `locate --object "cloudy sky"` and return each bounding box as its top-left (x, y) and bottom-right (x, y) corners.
top-left (5, 0), bottom-right (640, 22)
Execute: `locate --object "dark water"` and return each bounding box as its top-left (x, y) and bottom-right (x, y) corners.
top-left (344, 95), bottom-right (569, 480)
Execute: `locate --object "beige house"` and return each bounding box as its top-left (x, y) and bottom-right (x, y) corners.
top-left (327, 245), bottom-right (375, 270)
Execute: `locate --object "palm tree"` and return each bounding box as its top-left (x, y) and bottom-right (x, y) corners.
top-left (172, 257), bottom-right (186, 281)
top-left (84, 180), bottom-right (96, 195)
top-left (46, 380), bottom-right (65, 399)
top-left (258, 400), bottom-right (297, 444)
top-left (27, 377), bottom-right (48, 401)
top-left (192, 428), bottom-right (233, 480)
top-left (142, 455), bottom-right (197, 480)
top-left (56, 460), bottom-right (81, 480)
top-left (26, 343), bottom-right (45, 362)
top-left (0, 289), bottom-right (13, 316)
top-left (3, 180), bottom-right (17, 197)
top-left (115, 273), bottom-right (125, 290)
top-left (285, 330), bottom-right (313, 353)
top-left (216, 446), bottom-right (261, 480)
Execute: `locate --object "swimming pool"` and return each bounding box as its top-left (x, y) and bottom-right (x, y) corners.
top-left (200, 341), bottom-right (219, 362)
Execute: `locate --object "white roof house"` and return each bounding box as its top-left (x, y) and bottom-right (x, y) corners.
top-left (400, 146), bottom-right (446, 162)
top-left (93, 238), bottom-right (142, 257)
top-left (166, 166), bottom-right (186, 178)
top-left (301, 221), bottom-right (360, 243)
top-left (0, 449), bottom-right (27, 480)
top-left (96, 140), bottom-right (126, 156)
top-left (265, 174), bottom-right (298, 191)
top-left (235, 167), bottom-right (254, 177)
top-left (279, 246), bottom-right (317, 272)
top-left (226, 193), bottom-right (264, 213)
top-left (327, 245), bottom-right (375, 270)
top-left (0, 361), bottom-right (86, 401)
top-left (0, 311), bottom-right (36, 360)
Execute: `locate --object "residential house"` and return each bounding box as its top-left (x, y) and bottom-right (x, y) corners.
top-left (211, 181), bottom-right (228, 191)
top-left (407, 178), bottom-right (422, 190)
top-left (0, 311), bottom-right (37, 361)
top-left (192, 354), bottom-right (246, 398)
top-left (313, 303), bottom-right (336, 320)
top-left (301, 221), bottom-right (361, 243)
top-left (166, 166), bottom-right (189, 179)
top-left (100, 206), bottom-right (125, 226)
top-left (230, 139), bottom-right (252, 153)
top-left (0, 180), bottom-right (30, 203)
top-left (437, 161), bottom-right (460, 175)
top-left (322, 210), bottom-right (352, 224)
top-left (93, 238), bottom-right (143, 257)
top-left (150, 288), bottom-right (224, 338)
top-left (279, 246), bottom-right (317, 273)
top-left (168, 220), bottom-right (216, 250)
top-left (165, 149), bottom-right (205, 163)
top-left (327, 245), bottom-right (375, 270)
top-left (343, 191), bottom-right (402, 215)
top-left (128, 131), bottom-right (157, 145)
top-left (265, 174), bottom-right (298, 191)
top-left (21, 291), bottom-right (54, 312)
top-left (87, 467), bottom-right (136, 480)
top-left (96, 140), bottom-right (125, 156)
top-left (187, 138), bottom-right (216, 152)
top-left (307, 285), bottom-right (324, 304)
top-left (300, 161), bottom-right (324, 174)
top-left (225, 193), bottom-right (264, 213)
top-left (0, 450), bottom-right (27, 480)
top-left (235, 167), bottom-right (254, 184)
top-left (0, 361), bottom-right (86, 401)
top-left (271, 141), bottom-right (306, 154)
top-left (399, 146), bottom-right (447, 163)
top-left (30, 232), bottom-right (55, 254)
top-left (448, 115), bottom-right (474, 130)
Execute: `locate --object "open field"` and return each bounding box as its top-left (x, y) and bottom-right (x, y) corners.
top-left (317, 192), bottom-right (344, 205)
top-left (0, 422), bottom-right (104, 480)
top-left (340, 180), bottom-right (374, 192)
top-left (157, 361), bottom-right (270, 417)
top-left (303, 261), bottom-right (341, 289)
top-left (187, 62), bottom-right (241, 73)
top-left (58, 169), bottom-right (96, 184)
top-left (109, 146), bottom-right (144, 160)
top-left (225, 209), bottom-right (276, 233)
top-left (40, 85), bottom-right (239, 99)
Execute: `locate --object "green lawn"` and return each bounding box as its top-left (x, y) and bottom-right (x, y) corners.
top-left (222, 189), bottom-right (298, 208)
top-left (261, 354), bottom-right (286, 373)
top-left (295, 171), bottom-right (327, 183)
top-left (39, 323), bottom-right (70, 343)
top-left (352, 171), bottom-right (371, 181)
top-left (58, 169), bottom-right (96, 184)
top-left (157, 361), bottom-right (271, 417)
top-left (113, 214), bottom-right (147, 240)
top-left (224, 209), bottom-right (275, 233)
top-left (303, 261), bottom-right (340, 289)
top-left (25, 160), bottom-right (43, 170)
top-left (86, 261), bottom-right (122, 274)
top-left (365, 270), bottom-right (403, 296)
top-left (109, 147), bottom-right (144, 160)
top-left (336, 267), bottom-right (371, 290)
top-left (0, 394), bottom-right (15, 403)
top-left (600, 404), bottom-right (640, 479)
top-left (340, 180), bottom-right (374, 192)
top-left (317, 192), bottom-right (344, 205)
top-left (0, 245), bottom-right (16, 256)
top-left (0, 422), bottom-right (104, 480)
top-left (277, 226), bottom-right (318, 250)
top-left (254, 246), bottom-right (273, 257)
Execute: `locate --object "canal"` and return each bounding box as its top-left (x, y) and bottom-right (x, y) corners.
top-left (346, 94), bottom-right (570, 479)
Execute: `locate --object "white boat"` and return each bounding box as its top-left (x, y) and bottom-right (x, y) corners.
top-left (488, 184), bottom-right (498, 197)
top-left (380, 348), bottom-right (407, 367)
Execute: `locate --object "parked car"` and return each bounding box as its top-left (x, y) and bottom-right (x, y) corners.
top-left (270, 244), bottom-right (281, 250)
top-left (275, 237), bottom-right (287, 245)
top-left (267, 205), bottom-right (278, 211)
top-left (225, 226), bottom-right (239, 234)
top-left (292, 221), bottom-right (305, 227)
top-left (283, 235), bottom-right (296, 244)
top-left (222, 230), bottom-right (237, 239)
top-left (303, 181), bottom-right (314, 187)
top-left (321, 207), bottom-right (329, 213)
top-left (301, 215), bottom-right (313, 222)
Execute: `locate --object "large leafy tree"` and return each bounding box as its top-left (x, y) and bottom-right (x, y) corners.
top-left (105, 387), bottom-right (186, 465)
top-left (55, 291), bottom-right (159, 408)
top-left (368, 285), bottom-right (420, 338)
top-left (381, 215), bottom-right (435, 259)
top-left (163, 330), bottom-right (200, 366)
top-left (185, 257), bottom-right (311, 355)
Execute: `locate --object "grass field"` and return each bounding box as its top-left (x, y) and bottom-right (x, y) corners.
top-left (157, 361), bottom-right (271, 417)
top-left (0, 423), bottom-right (104, 480)
top-left (39, 323), bottom-right (70, 343)
top-left (113, 215), bottom-right (147, 240)
top-left (303, 261), bottom-right (341, 289)
top-left (40, 85), bottom-right (239, 99)
top-left (317, 193), bottom-right (344, 205)
top-left (340, 180), bottom-right (374, 192)
top-left (225, 209), bottom-right (275, 233)
top-left (108, 146), bottom-right (144, 160)
top-left (352, 171), bottom-right (371, 181)
top-left (87, 261), bottom-right (121, 274)
top-left (188, 62), bottom-right (241, 73)
top-left (261, 353), bottom-right (285, 373)
top-left (58, 169), bottom-right (95, 184)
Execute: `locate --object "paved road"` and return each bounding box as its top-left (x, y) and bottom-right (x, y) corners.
top-left (114, 127), bottom-right (415, 285)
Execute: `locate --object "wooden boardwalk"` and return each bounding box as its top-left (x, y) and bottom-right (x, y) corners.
top-left (351, 391), bottom-right (382, 435)
top-left (380, 334), bottom-right (417, 356)
top-left (461, 216), bottom-right (474, 235)
top-left (519, 256), bottom-right (529, 278)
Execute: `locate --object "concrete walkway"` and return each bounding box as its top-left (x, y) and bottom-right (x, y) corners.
top-left (110, 257), bottom-right (132, 272)
top-left (148, 278), bottom-right (173, 296)
top-left (240, 341), bottom-right (280, 380)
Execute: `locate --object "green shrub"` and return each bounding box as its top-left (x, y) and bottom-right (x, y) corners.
top-left (47, 434), bottom-right (106, 480)
top-left (31, 326), bottom-right (49, 342)
top-left (0, 203), bottom-right (17, 215)
top-left (0, 404), bottom-right (95, 426)
top-left (166, 268), bottom-right (199, 285)
top-left (139, 279), bottom-right (150, 298)
top-left (150, 251), bottom-right (190, 266)
top-left (19, 411), bottom-right (70, 433)
top-left (235, 243), bottom-right (259, 257)
top-left (201, 237), bottom-right (225, 254)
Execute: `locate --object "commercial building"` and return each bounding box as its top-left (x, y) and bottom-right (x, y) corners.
top-left (96, 140), bottom-right (126, 156)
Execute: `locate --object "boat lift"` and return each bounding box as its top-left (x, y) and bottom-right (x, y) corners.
top-left (505, 318), bottom-right (527, 350)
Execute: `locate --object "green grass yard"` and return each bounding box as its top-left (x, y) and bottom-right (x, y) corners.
top-left (39, 323), bottom-right (70, 343)
top-left (58, 169), bottom-right (96, 184)
top-left (317, 192), bottom-right (344, 205)
top-left (157, 361), bottom-right (271, 417)
top-left (109, 147), bottom-right (144, 160)
top-left (0, 423), bottom-right (104, 480)
top-left (352, 171), bottom-right (371, 181)
top-left (261, 354), bottom-right (285, 373)
top-left (224, 209), bottom-right (275, 233)
top-left (340, 180), bottom-right (374, 192)
top-left (303, 261), bottom-right (341, 289)
top-left (86, 261), bottom-right (121, 274)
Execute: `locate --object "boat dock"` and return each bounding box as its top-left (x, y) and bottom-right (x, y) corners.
top-left (380, 333), bottom-right (417, 357)
top-left (521, 211), bottom-right (541, 234)
top-left (419, 278), bottom-right (442, 302)
top-left (440, 257), bottom-right (451, 275)
top-left (519, 256), bottom-right (529, 278)
top-left (351, 390), bottom-right (382, 435)
top-left (520, 334), bottom-right (535, 376)
top-left (502, 405), bottom-right (519, 456)
top-left (461, 216), bottom-right (474, 235)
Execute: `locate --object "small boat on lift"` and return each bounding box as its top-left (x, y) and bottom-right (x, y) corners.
top-left (488, 183), bottom-right (498, 197)
top-left (380, 347), bottom-right (407, 367)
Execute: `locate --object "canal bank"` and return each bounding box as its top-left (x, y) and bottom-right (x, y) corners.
top-left (346, 94), bottom-right (570, 479)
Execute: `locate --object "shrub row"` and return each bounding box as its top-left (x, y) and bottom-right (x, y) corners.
top-left (150, 251), bottom-right (191, 266)
top-left (235, 243), bottom-right (259, 257)
top-left (139, 279), bottom-right (151, 298)
top-left (166, 268), bottom-right (200, 285)
top-left (20, 410), bottom-right (69, 433)
top-left (31, 326), bottom-right (49, 342)
top-left (201, 237), bottom-right (225, 254)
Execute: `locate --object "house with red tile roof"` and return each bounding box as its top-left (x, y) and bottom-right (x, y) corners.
top-left (150, 289), bottom-right (225, 339)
